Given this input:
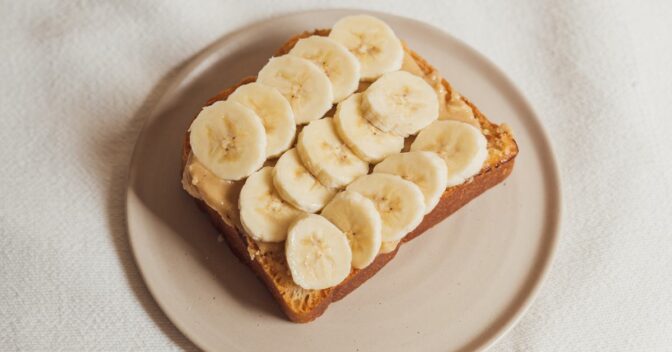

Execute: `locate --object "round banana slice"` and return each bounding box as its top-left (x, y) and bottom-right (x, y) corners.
top-left (239, 167), bottom-right (303, 243)
top-left (272, 148), bottom-right (337, 213)
top-left (362, 70), bottom-right (439, 137)
top-left (328, 14), bottom-right (404, 81)
top-left (289, 35), bottom-right (360, 103)
top-left (346, 173), bottom-right (425, 242)
top-left (321, 191), bottom-right (382, 269)
top-left (410, 120), bottom-right (488, 187)
top-left (285, 214), bottom-right (352, 290)
top-left (333, 93), bottom-right (404, 163)
top-left (373, 151), bottom-right (448, 214)
top-left (297, 118), bottom-right (369, 189)
top-left (228, 82), bottom-right (296, 158)
top-left (189, 101), bottom-right (267, 181)
top-left (257, 55), bottom-right (333, 125)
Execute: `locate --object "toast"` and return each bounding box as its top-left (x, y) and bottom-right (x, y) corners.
top-left (181, 29), bottom-right (518, 323)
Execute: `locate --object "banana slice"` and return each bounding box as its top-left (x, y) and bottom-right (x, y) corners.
top-left (272, 148), bottom-right (337, 213)
top-left (373, 151), bottom-right (448, 214)
top-left (285, 214), bottom-right (352, 290)
top-left (329, 15), bottom-right (403, 81)
top-left (362, 70), bottom-right (439, 137)
top-left (189, 101), bottom-right (267, 181)
top-left (333, 93), bottom-right (404, 163)
top-left (379, 240), bottom-right (400, 255)
top-left (257, 55), bottom-right (333, 124)
top-left (321, 191), bottom-right (382, 269)
top-left (228, 82), bottom-right (296, 158)
top-left (239, 167), bottom-right (303, 243)
top-left (410, 120), bottom-right (488, 187)
top-left (289, 35), bottom-right (360, 103)
top-left (347, 174), bottom-right (425, 242)
top-left (297, 118), bottom-right (369, 189)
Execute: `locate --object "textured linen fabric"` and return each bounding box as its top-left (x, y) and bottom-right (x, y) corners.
top-left (1, 1), bottom-right (671, 350)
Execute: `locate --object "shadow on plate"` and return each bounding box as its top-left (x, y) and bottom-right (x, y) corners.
top-left (103, 24), bottom-right (299, 349)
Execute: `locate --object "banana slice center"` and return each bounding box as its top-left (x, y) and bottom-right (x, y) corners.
top-left (367, 193), bottom-right (400, 214)
top-left (353, 34), bottom-right (381, 59)
top-left (301, 233), bottom-right (336, 269)
top-left (260, 192), bottom-right (290, 215)
top-left (435, 138), bottom-right (461, 160)
top-left (320, 141), bottom-right (354, 165)
top-left (390, 88), bottom-right (422, 113)
top-left (278, 71), bottom-right (309, 107)
top-left (303, 51), bottom-right (337, 78)
top-left (206, 125), bottom-right (240, 162)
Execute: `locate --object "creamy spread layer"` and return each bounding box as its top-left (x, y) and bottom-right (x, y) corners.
top-left (182, 154), bottom-right (243, 229)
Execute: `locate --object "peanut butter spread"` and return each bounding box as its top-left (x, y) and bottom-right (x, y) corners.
top-left (182, 154), bottom-right (243, 229)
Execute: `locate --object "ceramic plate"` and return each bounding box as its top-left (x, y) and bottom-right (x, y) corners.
top-left (126, 9), bottom-right (561, 351)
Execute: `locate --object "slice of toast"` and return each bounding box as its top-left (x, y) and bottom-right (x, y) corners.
top-left (181, 30), bottom-right (518, 323)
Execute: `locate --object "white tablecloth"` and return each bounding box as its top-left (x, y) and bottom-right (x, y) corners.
top-left (2, 1), bottom-right (671, 350)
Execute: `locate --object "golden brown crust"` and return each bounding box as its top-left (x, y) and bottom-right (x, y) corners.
top-left (181, 30), bottom-right (518, 323)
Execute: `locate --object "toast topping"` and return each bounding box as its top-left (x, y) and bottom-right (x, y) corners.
top-left (441, 90), bottom-right (479, 127)
top-left (182, 155), bottom-right (242, 229)
top-left (321, 191), bottom-right (382, 269)
top-left (258, 55), bottom-right (333, 124)
top-left (379, 240), bottom-right (401, 254)
top-left (411, 120), bottom-right (489, 187)
top-left (329, 15), bottom-right (404, 81)
top-left (373, 151), bottom-right (448, 214)
top-left (296, 118), bottom-right (369, 189)
top-left (273, 148), bottom-right (336, 213)
top-left (285, 214), bottom-right (352, 290)
top-left (361, 70), bottom-right (439, 137)
top-left (239, 167), bottom-right (304, 242)
top-left (333, 93), bottom-right (404, 163)
top-left (346, 174), bottom-right (425, 242)
top-left (182, 15), bottom-right (509, 293)
top-left (228, 82), bottom-right (296, 158)
top-left (189, 101), bottom-right (267, 181)
top-left (289, 35), bottom-right (361, 103)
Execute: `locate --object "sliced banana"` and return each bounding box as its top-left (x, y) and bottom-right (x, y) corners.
top-left (321, 191), bottom-right (382, 269)
top-left (333, 93), bottom-right (404, 163)
top-left (362, 70), bottom-right (439, 137)
top-left (373, 151), bottom-right (448, 214)
top-left (239, 167), bottom-right (303, 243)
top-left (379, 240), bottom-right (400, 255)
top-left (228, 82), bottom-right (296, 158)
top-left (272, 148), bottom-right (337, 213)
top-left (347, 174), bottom-right (425, 242)
top-left (297, 118), bottom-right (369, 189)
top-left (257, 55), bottom-right (333, 124)
top-left (289, 35), bottom-right (360, 103)
top-left (410, 120), bottom-right (488, 187)
top-left (189, 101), bottom-right (267, 181)
top-left (329, 15), bottom-right (404, 81)
top-left (285, 214), bottom-right (352, 290)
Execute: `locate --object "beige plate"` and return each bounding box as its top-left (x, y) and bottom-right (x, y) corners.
top-left (126, 9), bottom-right (561, 352)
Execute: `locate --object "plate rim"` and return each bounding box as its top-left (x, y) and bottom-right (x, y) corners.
top-left (125, 8), bottom-right (562, 351)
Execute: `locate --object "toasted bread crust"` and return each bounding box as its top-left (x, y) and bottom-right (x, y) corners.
top-left (181, 30), bottom-right (518, 323)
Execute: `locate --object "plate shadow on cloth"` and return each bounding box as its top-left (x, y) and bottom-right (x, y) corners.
top-left (101, 28), bottom-right (289, 350)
